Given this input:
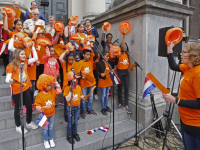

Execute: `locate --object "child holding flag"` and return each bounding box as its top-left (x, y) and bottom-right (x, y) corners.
top-left (34, 74), bottom-right (62, 149)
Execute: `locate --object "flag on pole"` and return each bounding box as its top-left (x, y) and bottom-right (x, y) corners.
top-left (35, 112), bottom-right (49, 129)
top-left (110, 69), bottom-right (121, 85)
top-left (142, 76), bottom-right (156, 102)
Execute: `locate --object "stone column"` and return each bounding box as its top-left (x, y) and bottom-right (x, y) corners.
top-left (83, 0), bottom-right (105, 20)
top-left (91, 0), bottom-right (195, 128)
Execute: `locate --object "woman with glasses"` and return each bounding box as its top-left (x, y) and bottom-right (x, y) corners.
top-left (163, 42), bottom-right (200, 150)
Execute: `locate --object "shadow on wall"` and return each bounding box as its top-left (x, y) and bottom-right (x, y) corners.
top-left (108, 0), bottom-right (127, 9)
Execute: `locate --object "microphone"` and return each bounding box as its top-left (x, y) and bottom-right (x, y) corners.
top-left (113, 39), bottom-right (119, 44)
top-left (20, 62), bottom-right (25, 71)
top-left (71, 68), bottom-right (76, 75)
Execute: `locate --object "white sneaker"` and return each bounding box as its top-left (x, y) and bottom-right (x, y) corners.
top-left (26, 121), bottom-right (38, 130)
top-left (49, 139), bottom-right (55, 147)
top-left (94, 94), bottom-right (98, 100)
top-left (44, 140), bottom-right (50, 149)
top-left (16, 126), bottom-right (28, 134)
top-left (34, 90), bottom-right (39, 97)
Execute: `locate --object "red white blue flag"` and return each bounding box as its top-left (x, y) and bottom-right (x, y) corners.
top-left (110, 69), bottom-right (121, 85)
top-left (35, 112), bottom-right (49, 129)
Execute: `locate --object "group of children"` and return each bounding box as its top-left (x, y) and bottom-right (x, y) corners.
top-left (2, 9), bottom-right (133, 149)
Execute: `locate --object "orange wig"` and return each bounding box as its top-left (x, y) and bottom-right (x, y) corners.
top-left (36, 74), bottom-right (55, 91)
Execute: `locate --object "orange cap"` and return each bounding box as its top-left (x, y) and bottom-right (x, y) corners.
top-left (69, 33), bottom-right (80, 40)
top-left (69, 16), bottom-right (79, 27)
top-left (64, 42), bottom-right (75, 51)
top-left (119, 21), bottom-right (131, 35)
top-left (1, 6), bottom-right (16, 20)
top-left (13, 32), bottom-right (27, 48)
top-left (66, 71), bottom-right (74, 81)
top-left (87, 35), bottom-right (95, 42)
top-left (82, 45), bottom-right (93, 51)
top-left (37, 37), bottom-right (51, 47)
top-left (102, 22), bottom-right (111, 33)
top-left (165, 27), bottom-right (183, 46)
top-left (54, 21), bottom-right (64, 34)
top-left (22, 37), bottom-right (33, 49)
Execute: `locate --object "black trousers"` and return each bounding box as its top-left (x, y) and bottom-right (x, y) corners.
top-left (57, 59), bottom-right (63, 89)
top-left (35, 64), bottom-right (44, 90)
top-left (13, 89), bottom-right (32, 127)
top-left (2, 53), bottom-right (9, 72)
top-left (93, 70), bottom-right (98, 95)
top-left (117, 69), bottom-right (129, 106)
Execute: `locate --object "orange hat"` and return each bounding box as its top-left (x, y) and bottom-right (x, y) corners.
top-left (54, 21), bottom-right (64, 34)
top-left (87, 35), bottom-right (95, 42)
top-left (13, 32), bottom-right (27, 48)
top-left (64, 42), bottom-right (75, 51)
top-left (110, 44), bottom-right (121, 59)
top-left (22, 37), bottom-right (33, 49)
top-left (69, 33), bottom-right (80, 40)
top-left (119, 21), bottom-right (131, 35)
top-left (1, 6), bottom-right (16, 20)
top-left (69, 16), bottom-right (79, 27)
top-left (37, 37), bottom-right (51, 47)
top-left (165, 27), bottom-right (183, 46)
top-left (82, 45), bottom-right (93, 51)
top-left (102, 22), bottom-right (111, 33)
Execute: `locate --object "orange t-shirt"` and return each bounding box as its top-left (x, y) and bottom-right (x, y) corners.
top-left (62, 61), bottom-right (73, 90)
top-left (178, 64), bottom-right (200, 127)
top-left (63, 85), bottom-right (82, 107)
top-left (75, 33), bottom-right (87, 50)
top-left (36, 46), bottom-right (46, 64)
top-left (77, 58), bottom-right (96, 89)
top-left (27, 65), bottom-right (36, 80)
top-left (98, 62), bottom-right (113, 88)
top-left (117, 53), bottom-right (129, 70)
top-left (34, 89), bottom-right (57, 117)
top-left (6, 59), bottom-right (32, 95)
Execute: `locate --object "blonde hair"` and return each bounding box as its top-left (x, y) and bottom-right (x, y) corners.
top-left (185, 42), bottom-right (200, 67)
top-left (10, 48), bottom-right (26, 71)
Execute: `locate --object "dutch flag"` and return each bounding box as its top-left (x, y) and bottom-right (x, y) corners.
top-left (141, 76), bottom-right (156, 102)
top-left (110, 69), bottom-right (121, 85)
top-left (98, 126), bottom-right (109, 132)
top-left (35, 112), bottom-right (49, 129)
top-left (87, 129), bottom-right (96, 135)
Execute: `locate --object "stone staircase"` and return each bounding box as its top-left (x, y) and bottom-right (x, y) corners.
top-left (0, 65), bottom-right (142, 150)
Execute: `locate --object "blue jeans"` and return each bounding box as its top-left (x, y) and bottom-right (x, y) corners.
top-left (42, 115), bottom-right (55, 141)
top-left (81, 86), bottom-right (94, 112)
top-left (29, 80), bottom-right (35, 104)
top-left (67, 106), bottom-right (80, 136)
top-left (64, 97), bottom-right (67, 115)
top-left (9, 51), bottom-right (13, 62)
top-left (181, 123), bottom-right (200, 150)
top-left (100, 87), bottom-right (110, 109)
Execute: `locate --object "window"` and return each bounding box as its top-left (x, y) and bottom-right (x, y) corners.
top-left (105, 0), bottom-right (112, 10)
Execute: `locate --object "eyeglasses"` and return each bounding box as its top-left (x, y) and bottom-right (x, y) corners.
top-left (34, 14), bottom-right (39, 16)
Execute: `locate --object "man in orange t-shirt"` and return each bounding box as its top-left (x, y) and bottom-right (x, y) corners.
top-left (77, 47), bottom-right (98, 119)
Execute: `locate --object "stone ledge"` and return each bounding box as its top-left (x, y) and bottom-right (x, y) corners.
top-left (0, 2), bottom-right (27, 11)
top-left (92, 0), bottom-right (195, 26)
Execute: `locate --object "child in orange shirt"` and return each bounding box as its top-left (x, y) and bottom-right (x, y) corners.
top-left (77, 46), bottom-right (98, 119)
top-left (116, 33), bottom-right (131, 113)
top-left (5, 46), bottom-right (39, 134)
top-left (34, 74), bottom-right (62, 149)
top-left (59, 49), bottom-right (75, 122)
top-left (96, 51), bottom-right (117, 116)
top-left (64, 80), bottom-right (84, 144)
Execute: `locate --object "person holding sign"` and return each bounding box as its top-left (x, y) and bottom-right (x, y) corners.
top-left (163, 27), bottom-right (200, 150)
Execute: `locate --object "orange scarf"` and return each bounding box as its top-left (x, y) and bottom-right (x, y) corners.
top-left (85, 25), bottom-right (91, 32)
top-left (14, 8), bottom-right (21, 19)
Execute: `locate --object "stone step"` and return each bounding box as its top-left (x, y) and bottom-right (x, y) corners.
top-left (0, 97), bottom-right (118, 131)
top-left (25, 120), bottom-right (142, 150)
top-left (0, 109), bottom-right (130, 150)
top-left (0, 76), bottom-right (6, 84)
top-left (0, 83), bottom-right (11, 97)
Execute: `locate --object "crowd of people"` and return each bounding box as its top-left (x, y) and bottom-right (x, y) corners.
top-left (0, 1), bottom-right (132, 149)
top-left (1, 1), bottom-right (200, 150)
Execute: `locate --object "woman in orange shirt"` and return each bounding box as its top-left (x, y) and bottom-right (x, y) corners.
top-left (163, 42), bottom-right (200, 150)
top-left (116, 33), bottom-right (131, 113)
top-left (5, 44), bottom-right (38, 134)
top-left (34, 74), bottom-right (62, 149)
